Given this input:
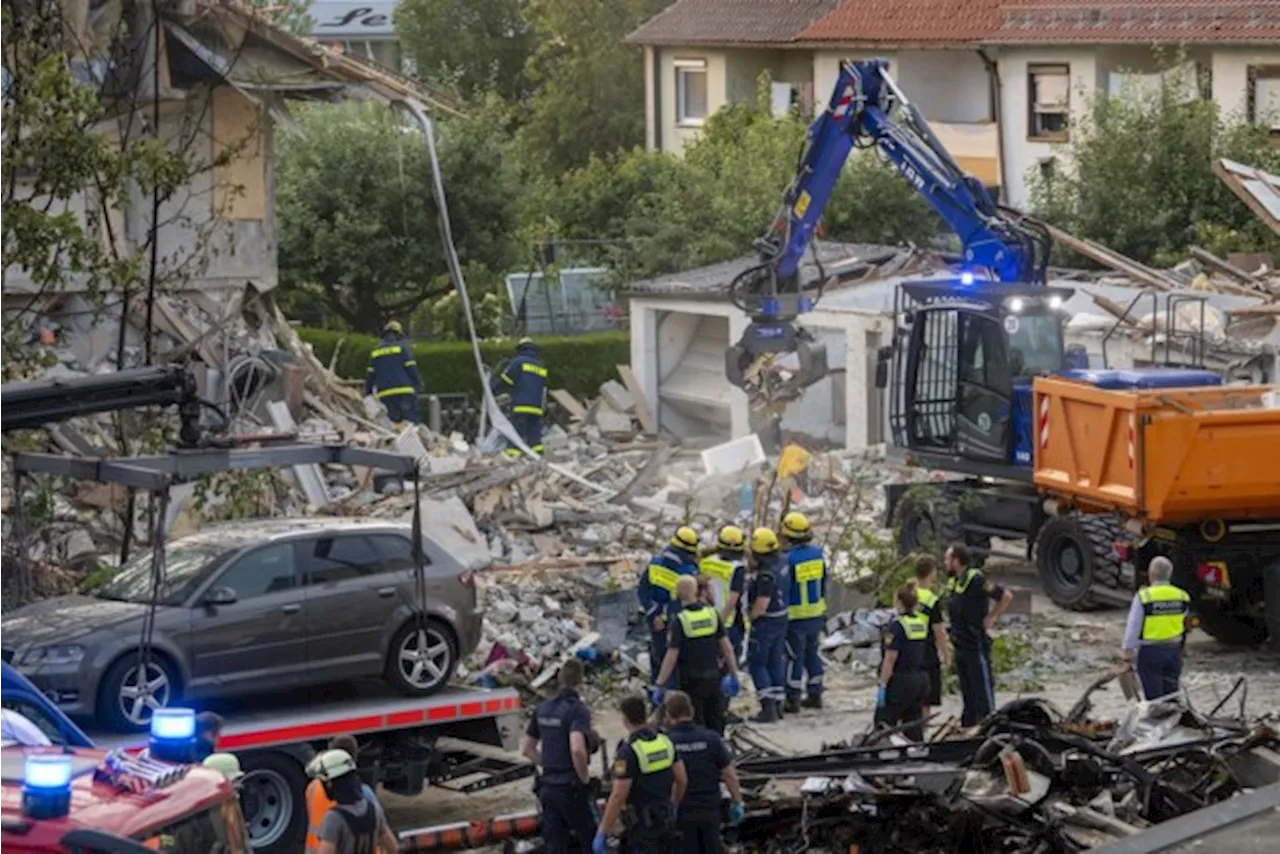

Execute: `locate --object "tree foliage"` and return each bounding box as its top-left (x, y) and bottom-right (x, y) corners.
top-left (274, 97), bottom-right (521, 333)
top-left (526, 86), bottom-right (937, 280)
top-left (1029, 66), bottom-right (1280, 266)
top-left (395, 0), bottom-right (534, 103)
top-left (518, 0), bottom-right (667, 174)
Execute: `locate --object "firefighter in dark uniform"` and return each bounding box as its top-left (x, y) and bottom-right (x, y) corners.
top-left (638, 527), bottom-right (701, 688)
top-left (662, 691), bottom-right (744, 854)
top-left (364, 320), bottom-right (422, 424)
top-left (745, 528), bottom-right (790, 724)
top-left (913, 555), bottom-right (950, 719)
top-left (944, 543), bottom-right (1013, 727)
top-left (521, 659), bottom-right (597, 854)
top-left (874, 583), bottom-right (932, 741)
top-left (490, 337), bottom-right (548, 457)
top-left (652, 577), bottom-right (742, 735)
top-left (594, 695), bottom-right (687, 854)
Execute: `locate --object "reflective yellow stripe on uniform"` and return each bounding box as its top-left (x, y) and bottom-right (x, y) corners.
top-left (699, 557), bottom-right (736, 625)
top-left (916, 587), bottom-right (938, 611)
top-left (898, 613), bottom-right (929, 641)
top-left (632, 734), bottom-right (675, 774)
top-left (522, 363), bottom-right (548, 377)
top-left (512, 405), bottom-right (545, 415)
top-left (676, 606), bottom-right (719, 638)
top-left (949, 568), bottom-right (980, 595)
top-left (788, 558), bottom-right (827, 619)
top-left (501, 373), bottom-right (516, 385)
top-left (647, 563), bottom-right (679, 594)
top-left (376, 385), bottom-right (416, 398)
top-left (1138, 584), bottom-right (1191, 641)
top-left (371, 345), bottom-right (403, 358)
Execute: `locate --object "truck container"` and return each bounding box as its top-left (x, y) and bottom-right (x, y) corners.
top-left (1032, 375), bottom-right (1280, 646)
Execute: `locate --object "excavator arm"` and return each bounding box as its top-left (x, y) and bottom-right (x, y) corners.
top-left (727, 58), bottom-right (1051, 402)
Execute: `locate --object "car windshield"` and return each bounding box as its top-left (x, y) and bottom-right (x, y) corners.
top-left (136, 798), bottom-right (250, 854)
top-left (96, 544), bottom-right (230, 606)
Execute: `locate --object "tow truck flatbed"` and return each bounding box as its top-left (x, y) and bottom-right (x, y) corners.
top-left (90, 684), bottom-right (522, 752)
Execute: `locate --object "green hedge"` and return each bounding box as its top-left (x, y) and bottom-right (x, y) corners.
top-left (299, 328), bottom-right (632, 400)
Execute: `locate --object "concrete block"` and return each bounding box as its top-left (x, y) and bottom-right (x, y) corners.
top-left (407, 496), bottom-right (492, 572)
top-left (599, 380), bottom-right (635, 414)
top-left (700, 434), bottom-right (766, 475)
top-left (595, 409), bottom-right (635, 438)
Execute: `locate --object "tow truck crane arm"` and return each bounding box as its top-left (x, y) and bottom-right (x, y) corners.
top-left (727, 58), bottom-right (1051, 398)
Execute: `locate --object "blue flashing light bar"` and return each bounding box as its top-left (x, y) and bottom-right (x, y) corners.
top-left (148, 707), bottom-right (197, 763)
top-left (22, 755), bottom-right (74, 820)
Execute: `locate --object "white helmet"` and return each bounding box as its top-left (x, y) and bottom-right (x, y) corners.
top-left (307, 749), bottom-right (356, 782)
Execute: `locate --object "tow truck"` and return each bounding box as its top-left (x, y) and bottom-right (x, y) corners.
top-left (730, 58), bottom-right (1279, 640)
top-left (2, 368), bottom-right (535, 851)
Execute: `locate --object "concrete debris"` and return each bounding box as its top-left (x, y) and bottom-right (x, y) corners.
top-left (701, 433), bottom-right (766, 476)
top-left (597, 379), bottom-right (634, 414)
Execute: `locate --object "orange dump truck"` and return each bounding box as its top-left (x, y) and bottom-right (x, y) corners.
top-left (1033, 375), bottom-right (1280, 645)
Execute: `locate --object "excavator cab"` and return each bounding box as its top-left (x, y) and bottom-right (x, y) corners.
top-left (879, 279), bottom-right (1072, 474)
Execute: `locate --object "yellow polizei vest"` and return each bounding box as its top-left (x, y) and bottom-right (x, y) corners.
top-left (676, 606), bottom-right (719, 639)
top-left (632, 733), bottom-right (675, 774)
top-left (1139, 584), bottom-right (1191, 641)
top-left (948, 568), bottom-right (981, 595)
top-left (916, 587), bottom-right (938, 610)
top-left (647, 563), bottom-right (679, 593)
top-left (898, 612), bottom-right (929, 641)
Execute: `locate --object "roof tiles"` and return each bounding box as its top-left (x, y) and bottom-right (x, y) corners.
top-left (989, 1), bottom-right (1280, 44)
top-left (626, 0), bottom-right (841, 45)
top-left (799, 1), bottom-right (1003, 43)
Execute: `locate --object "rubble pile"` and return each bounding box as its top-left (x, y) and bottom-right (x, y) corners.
top-left (726, 678), bottom-right (1280, 853)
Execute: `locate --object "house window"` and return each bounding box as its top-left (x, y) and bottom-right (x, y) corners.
top-left (675, 59), bottom-right (708, 126)
top-left (1029, 64), bottom-right (1070, 141)
top-left (1248, 66), bottom-right (1280, 134)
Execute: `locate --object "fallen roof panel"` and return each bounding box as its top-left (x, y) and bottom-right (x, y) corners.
top-left (1215, 158), bottom-right (1280, 236)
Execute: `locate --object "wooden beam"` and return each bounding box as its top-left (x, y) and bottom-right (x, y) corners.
top-left (1042, 223), bottom-right (1179, 291)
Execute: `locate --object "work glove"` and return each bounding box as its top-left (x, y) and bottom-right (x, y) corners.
top-left (729, 801), bottom-right (745, 826)
top-left (649, 685), bottom-right (666, 707)
top-left (721, 674), bottom-right (740, 699)
top-left (876, 684), bottom-right (887, 708)
top-left (592, 832), bottom-right (609, 854)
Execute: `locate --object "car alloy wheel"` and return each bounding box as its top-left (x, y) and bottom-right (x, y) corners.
top-left (398, 625), bottom-right (451, 690)
top-left (117, 661), bottom-right (172, 726)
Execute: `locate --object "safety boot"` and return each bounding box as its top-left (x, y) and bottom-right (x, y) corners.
top-left (802, 694), bottom-right (823, 710)
top-left (783, 698), bottom-right (802, 715)
top-left (751, 700), bottom-right (779, 724)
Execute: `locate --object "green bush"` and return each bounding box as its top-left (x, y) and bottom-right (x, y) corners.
top-left (300, 328), bottom-right (631, 400)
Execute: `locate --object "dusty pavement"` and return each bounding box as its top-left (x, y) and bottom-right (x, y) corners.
top-left (381, 559), bottom-right (1280, 835)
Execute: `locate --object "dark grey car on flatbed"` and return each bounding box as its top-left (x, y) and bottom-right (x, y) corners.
top-left (2, 518), bottom-right (481, 731)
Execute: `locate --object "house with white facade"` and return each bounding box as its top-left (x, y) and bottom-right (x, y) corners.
top-left (628, 0), bottom-right (1280, 208)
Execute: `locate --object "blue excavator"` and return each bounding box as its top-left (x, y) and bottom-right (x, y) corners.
top-left (727, 59), bottom-right (1221, 609)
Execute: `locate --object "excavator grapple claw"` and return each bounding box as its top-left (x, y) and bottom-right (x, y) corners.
top-left (726, 322), bottom-right (829, 404)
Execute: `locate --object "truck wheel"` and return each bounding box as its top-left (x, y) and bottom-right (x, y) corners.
top-left (1035, 516), bottom-right (1118, 610)
top-left (97, 653), bottom-right (181, 733)
top-left (238, 752), bottom-right (308, 853)
top-left (893, 486), bottom-right (961, 558)
top-left (1196, 602), bottom-right (1268, 646)
top-left (386, 618), bottom-right (457, 696)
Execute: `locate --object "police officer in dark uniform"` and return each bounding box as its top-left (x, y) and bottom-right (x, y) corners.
top-left (490, 337), bottom-right (548, 457)
top-left (662, 691), bottom-right (744, 854)
top-left (913, 555), bottom-right (950, 719)
top-left (365, 320), bottom-right (422, 424)
top-left (874, 583), bottom-right (932, 741)
top-left (594, 695), bottom-right (687, 854)
top-left (522, 659), bottom-right (597, 854)
top-left (944, 543), bottom-right (1013, 727)
top-left (653, 577), bottom-right (742, 735)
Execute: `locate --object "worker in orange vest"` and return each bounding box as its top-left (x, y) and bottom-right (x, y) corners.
top-left (304, 734), bottom-right (378, 853)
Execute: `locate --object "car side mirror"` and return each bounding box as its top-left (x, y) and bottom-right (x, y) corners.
top-left (875, 346), bottom-right (893, 390)
top-left (202, 587), bottom-right (237, 606)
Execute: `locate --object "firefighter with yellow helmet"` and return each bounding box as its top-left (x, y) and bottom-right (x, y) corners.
top-left (699, 525), bottom-right (747, 662)
top-left (745, 527), bottom-right (789, 723)
top-left (781, 512), bottom-right (827, 712)
top-left (637, 526), bottom-right (701, 688)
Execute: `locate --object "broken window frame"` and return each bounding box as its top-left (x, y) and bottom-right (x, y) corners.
top-left (675, 58), bottom-right (709, 127)
top-left (1028, 63), bottom-right (1070, 142)
top-left (1246, 64), bottom-right (1280, 137)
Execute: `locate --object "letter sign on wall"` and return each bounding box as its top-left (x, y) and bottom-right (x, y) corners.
top-left (310, 2), bottom-right (397, 38)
